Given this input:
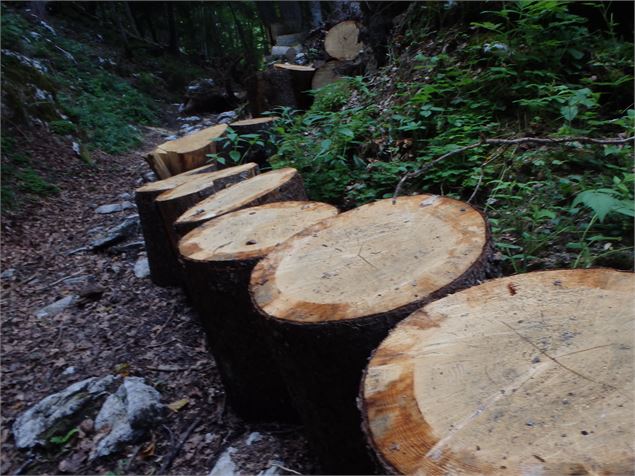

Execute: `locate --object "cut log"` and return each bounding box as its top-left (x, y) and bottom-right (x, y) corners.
top-left (361, 269), bottom-right (635, 475)
top-left (311, 61), bottom-right (343, 90)
top-left (156, 162), bottom-right (258, 248)
top-left (174, 168), bottom-right (307, 237)
top-left (229, 116), bottom-right (279, 135)
top-left (178, 201), bottom-right (338, 421)
top-left (149, 124), bottom-right (228, 178)
top-left (135, 163), bottom-right (258, 287)
top-left (260, 64), bottom-right (316, 111)
top-left (135, 164), bottom-right (221, 286)
top-left (324, 21), bottom-right (363, 61)
top-left (249, 195), bottom-right (492, 474)
top-left (228, 117), bottom-right (279, 167)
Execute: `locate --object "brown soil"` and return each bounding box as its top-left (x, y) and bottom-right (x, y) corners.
top-left (0, 125), bottom-right (315, 475)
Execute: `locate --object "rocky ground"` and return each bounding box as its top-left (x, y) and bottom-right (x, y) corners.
top-left (1, 121), bottom-right (315, 475)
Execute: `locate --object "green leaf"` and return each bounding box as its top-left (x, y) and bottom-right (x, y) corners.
top-left (50, 428), bottom-right (79, 445)
top-left (229, 151), bottom-right (241, 163)
top-left (216, 156), bottom-right (226, 165)
top-left (560, 105), bottom-right (578, 121)
top-left (567, 48), bottom-right (584, 60)
top-left (572, 190), bottom-right (621, 222)
top-left (339, 128), bottom-right (354, 138)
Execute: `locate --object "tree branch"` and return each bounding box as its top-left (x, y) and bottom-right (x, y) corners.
top-left (392, 135), bottom-right (635, 201)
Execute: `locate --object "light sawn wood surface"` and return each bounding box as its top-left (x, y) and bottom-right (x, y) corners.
top-left (362, 268), bottom-right (635, 475)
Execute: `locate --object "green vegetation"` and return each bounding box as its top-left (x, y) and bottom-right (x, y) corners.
top-left (1, 136), bottom-right (59, 210)
top-left (270, 1), bottom-right (634, 272)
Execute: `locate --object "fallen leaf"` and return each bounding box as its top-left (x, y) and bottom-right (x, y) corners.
top-left (141, 440), bottom-right (155, 457)
top-left (167, 398), bottom-right (189, 412)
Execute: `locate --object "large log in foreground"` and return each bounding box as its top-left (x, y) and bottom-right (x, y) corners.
top-left (174, 168), bottom-right (306, 237)
top-left (250, 195), bottom-right (492, 474)
top-left (135, 163), bottom-right (221, 286)
top-left (179, 201), bottom-right (338, 421)
top-left (135, 163), bottom-right (258, 286)
top-left (147, 124), bottom-right (228, 178)
top-left (362, 269), bottom-right (635, 475)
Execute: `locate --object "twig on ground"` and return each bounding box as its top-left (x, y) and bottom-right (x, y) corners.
top-left (154, 310), bottom-right (177, 338)
top-left (467, 145), bottom-right (511, 204)
top-left (272, 463), bottom-right (302, 475)
top-left (12, 454), bottom-right (33, 476)
top-left (158, 417), bottom-right (202, 475)
top-left (48, 271), bottom-right (85, 287)
top-left (393, 135), bottom-right (635, 200)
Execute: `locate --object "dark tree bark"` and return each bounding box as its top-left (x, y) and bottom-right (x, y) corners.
top-left (165, 1), bottom-right (179, 54)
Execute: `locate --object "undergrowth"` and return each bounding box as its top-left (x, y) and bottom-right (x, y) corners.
top-left (269, 1), bottom-right (634, 273)
top-left (1, 136), bottom-right (59, 210)
top-left (2, 6), bottom-right (160, 154)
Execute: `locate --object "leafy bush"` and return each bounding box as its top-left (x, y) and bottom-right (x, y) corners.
top-left (49, 119), bottom-right (76, 135)
top-left (269, 1), bottom-right (634, 272)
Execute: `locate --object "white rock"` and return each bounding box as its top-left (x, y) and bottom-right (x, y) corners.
top-left (13, 375), bottom-right (116, 448)
top-left (258, 462), bottom-right (284, 476)
top-left (95, 203), bottom-right (124, 214)
top-left (34, 88), bottom-right (53, 102)
top-left (217, 111), bottom-right (237, 124)
top-left (209, 447), bottom-right (237, 476)
top-left (61, 366), bottom-right (76, 376)
top-left (90, 377), bottom-right (164, 459)
top-left (246, 431), bottom-right (263, 446)
top-left (72, 141), bottom-right (81, 156)
top-left (35, 295), bottom-right (77, 319)
top-left (39, 20), bottom-right (56, 35)
top-left (133, 257), bottom-right (150, 279)
top-left (1, 268), bottom-right (16, 280)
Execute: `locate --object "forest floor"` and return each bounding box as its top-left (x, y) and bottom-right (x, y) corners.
top-left (0, 123), bottom-right (315, 475)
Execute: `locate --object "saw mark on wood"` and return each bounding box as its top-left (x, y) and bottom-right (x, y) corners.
top-left (496, 319), bottom-right (630, 399)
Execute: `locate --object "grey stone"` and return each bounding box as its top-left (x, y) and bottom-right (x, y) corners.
top-left (1, 268), bottom-right (16, 280)
top-left (90, 377), bottom-right (164, 459)
top-left (61, 366), bottom-right (76, 376)
top-left (109, 241), bottom-right (145, 255)
top-left (95, 203), bottom-right (124, 214)
top-left (133, 257), bottom-right (150, 279)
top-left (118, 192), bottom-right (131, 200)
top-left (35, 295), bottom-right (77, 318)
top-left (217, 111), bottom-right (237, 124)
top-left (12, 375), bottom-right (116, 449)
top-left (246, 431), bottom-right (262, 446)
top-left (209, 447), bottom-right (237, 476)
top-left (91, 215), bottom-right (140, 251)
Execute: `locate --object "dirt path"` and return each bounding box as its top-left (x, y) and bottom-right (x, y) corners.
top-left (0, 127), bottom-right (314, 475)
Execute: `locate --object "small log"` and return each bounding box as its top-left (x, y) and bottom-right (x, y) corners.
top-left (250, 195), bottom-right (492, 474)
top-left (179, 201), bottom-right (338, 421)
top-left (260, 64), bottom-right (316, 111)
top-left (311, 61), bottom-right (343, 90)
top-left (135, 164), bottom-right (221, 286)
top-left (174, 168), bottom-right (307, 237)
top-left (324, 21), bottom-right (363, 61)
top-left (135, 163), bottom-right (258, 287)
top-left (228, 117), bottom-right (279, 167)
top-left (361, 269), bottom-right (635, 475)
top-left (151, 124), bottom-right (228, 177)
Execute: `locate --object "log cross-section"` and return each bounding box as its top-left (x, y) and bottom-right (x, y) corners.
top-left (135, 163), bottom-right (258, 286)
top-left (178, 201), bottom-right (338, 421)
top-left (324, 21), bottom-right (363, 61)
top-left (147, 124), bottom-right (228, 178)
top-left (361, 269), bottom-right (635, 475)
top-left (249, 194), bottom-right (492, 474)
top-left (174, 168), bottom-right (307, 237)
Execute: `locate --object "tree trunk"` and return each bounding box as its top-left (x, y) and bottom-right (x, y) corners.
top-left (179, 201), bottom-right (338, 421)
top-left (256, 64), bottom-right (315, 112)
top-left (174, 167), bottom-right (307, 237)
top-left (311, 61), bottom-right (344, 89)
top-left (149, 124), bottom-right (228, 178)
top-left (250, 195), bottom-right (493, 474)
top-left (361, 269), bottom-right (634, 475)
top-left (135, 163), bottom-right (258, 287)
top-left (166, 1), bottom-right (178, 54)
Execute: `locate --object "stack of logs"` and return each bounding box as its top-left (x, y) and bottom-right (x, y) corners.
top-left (136, 127), bottom-right (635, 474)
top-left (250, 20), bottom-right (365, 114)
